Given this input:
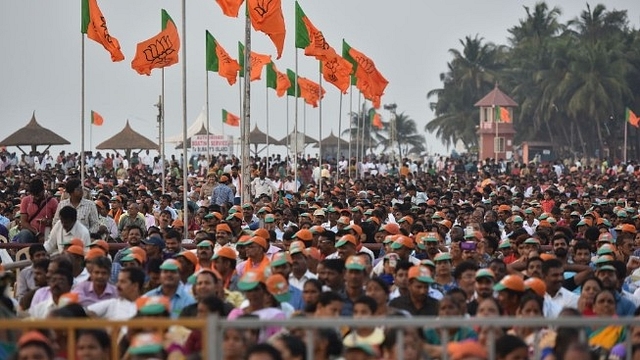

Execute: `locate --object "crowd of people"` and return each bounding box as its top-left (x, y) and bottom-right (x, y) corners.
top-left (1, 149), bottom-right (640, 360)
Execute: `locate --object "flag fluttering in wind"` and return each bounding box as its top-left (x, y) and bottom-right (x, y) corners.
top-left (266, 62), bottom-right (291, 97)
top-left (369, 108), bottom-right (383, 130)
top-left (495, 106), bottom-right (511, 123)
top-left (343, 40), bottom-right (388, 108)
top-left (81, 0), bottom-right (124, 61)
top-left (247, 0), bottom-right (286, 59)
top-left (206, 31), bottom-right (240, 85)
top-left (90, 111), bottom-right (104, 126)
top-left (215, 0), bottom-right (244, 17)
top-left (238, 42), bottom-right (272, 81)
top-left (222, 109), bottom-right (240, 126)
top-left (295, 2), bottom-right (352, 93)
top-left (627, 108), bottom-right (639, 128)
top-left (286, 69), bottom-right (301, 97)
top-left (298, 76), bottom-right (325, 108)
top-left (131, 9), bottom-right (180, 75)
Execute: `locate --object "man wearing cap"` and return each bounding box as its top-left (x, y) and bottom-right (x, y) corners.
top-left (339, 255), bottom-right (368, 316)
top-left (65, 244), bottom-right (91, 284)
top-left (241, 203), bottom-right (260, 230)
top-left (194, 240), bottom-right (214, 271)
top-left (52, 179), bottom-right (99, 234)
top-left (288, 242), bottom-right (317, 290)
top-left (493, 274), bottom-right (525, 316)
top-left (389, 265), bottom-right (439, 316)
top-left (372, 236), bottom-right (420, 276)
top-left (213, 247), bottom-right (240, 291)
top-left (72, 256), bottom-right (117, 306)
top-left (113, 225), bottom-right (145, 264)
top-left (144, 259), bottom-right (195, 318)
top-left (142, 235), bottom-right (166, 263)
top-left (175, 251), bottom-right (198, 286)
top-left (43, 206), bottom-right (91, 255)
top-left (236, 236), bottom-right (270, 278)
top-left (269, 252), bottom-right (304, 310)
top-left (467, 269), bottom-right (495, 316)
top-left (595, 264), bottom-right (637, 316)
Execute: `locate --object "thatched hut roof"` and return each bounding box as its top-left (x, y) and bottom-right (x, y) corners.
top-left (96, 121), bottom-right (158, 154)
top-left (0, 112), bottom-right (70, 153)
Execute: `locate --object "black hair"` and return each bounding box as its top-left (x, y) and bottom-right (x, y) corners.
top-left (50, 303), bottom-right (87, 318)
top-left (518, 293), bottom-right (543, 313)
top-left (274, 334), bottom-right (307, 360)
top-left (28, 179), bottom-right (45, 195)
top-left (573, 240), bottom-right (590, 252)
top-left (28, 244), bottom-right (46, 257)
top-left (120, 267), bottom-right (146, 292)
top-left (317, 291), bottom-right (344, 307)
top-left (316, 328), bottom-right (343, 357)
top-left (541, 258), bottom-right (563, 276)
top-left (395, 260), bottom-right (413, 274)
top-left (367, 277), bottom-right (390, 295)
top-left (245, 343), bottom-right (283, 360)
top-left (91, 256), bottom-right (112, 271)
top-left (353, 295), bottom-right (378, 314)
top-left (58, 206), bottom-right (77, 221)
top-left (32, 258), bottom-right (50, 272)
top-left (146, 258), bottom-right (163, 274)
top-left (76, 329), bottom-right (110, 351)
top-left (453, 261), bottom-right (478, 280)
top-left (495, 334), bottom-right (527, 359)
top-left (165, 229), bottom-right (181, 240)
top-left (65, 179), bottom-right (81, 194)
top-left (198, 295), bottom-right (225, 315)
top-left (321, 258), bottom-right (345, 273)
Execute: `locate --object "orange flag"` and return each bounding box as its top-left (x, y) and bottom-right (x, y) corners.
top-left (249, 52), bottom-right (272, 81)
top-left (298, 76), bottom-right (325, 108)
top-left (343, 41), bottom-right (388, 107)
top-left (81, 0), bottom-right (124, 62)
top-left (216, 0), bottom-right (244, 17)
top-left (247, 0), bottom-right (286, 59)
top-left (322, 55), bottom-right (353, 94)
top-left (131, 20), bottom-right (180, 76)
top-left (215, 41), bottom-right (241, 85)
top-left (90, 111), bottom-right (104, 126)
top-left (223, 109), bottom-right (240, 126)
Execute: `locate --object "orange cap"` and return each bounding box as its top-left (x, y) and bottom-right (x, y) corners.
top-left (380, 223), bottom-right (400, 235)
top-left (65, 245), bottom-right (85, 257)
top-left (447, 340), bottom-right (488, 360)
top-left (172, 219), bottom-right (184, 228)
top-left (294, 229), bottom-right (313, 241)
top-left (248, 236), bottom-right (267, 250)
top-left (438, 220), bottom-right (453, 229)
top-left (524, 277), bottom-right (547, 297)
top-left (493, 274), bottom-right (525, 292)
top-left (66, 238), bottom-right (85, 248)
top-left (130, 247), bottom-right (147, 263)
top-left (18, 331), bottom-right (51, 347)
top-left (216, 223), bottom-right (232, 233)
top-left (254, 228), bottom-right (270, 240)
top-left (336, 234), bottom-right (358, 248)
top-left (498, 205), bottom-right (512, 212)
top-left (176, 251), bottom-right (198, 267)
top-left (213, 247), bottom-right (237, 260)
top-left (58, 292), bottom-right (80, 307)
top-left (89, 239), bottom-right (109, 253)
top-left (85, 248), bottom-right (106, 261)
top-left (621, 224), bottom-right (637, 234)
top-left (539, 253), bottom-right (556, 261)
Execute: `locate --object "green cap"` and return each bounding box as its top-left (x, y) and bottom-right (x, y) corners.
top-left (264, 214), bottom-right (275, 223)
top-left (159, 259), bottom-right (181, 271)
top-left (434, 253), bottom-right (452, 262)
top-left (598, 265), bottom-right (616, 272)
top-left (196, 240), bottom-right (214, 248)
top-left (237, 270), bottom-right (264, 291)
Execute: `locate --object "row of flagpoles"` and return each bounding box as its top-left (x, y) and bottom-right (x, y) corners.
top-left (79, 0), bottom-right (391, 238)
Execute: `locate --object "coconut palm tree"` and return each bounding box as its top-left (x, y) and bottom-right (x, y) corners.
top-left (341, 103), bottom-right (386, 158)
top-left (379, 112), bottom-right (425, 158)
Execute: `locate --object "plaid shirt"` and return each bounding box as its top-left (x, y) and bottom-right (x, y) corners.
top-left (53, 198), bottom-right (99, 233)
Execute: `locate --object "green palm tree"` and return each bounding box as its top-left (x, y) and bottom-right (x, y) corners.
top-left (379, 112), bottom-right (425, 158)
top-left (426, 35), bottom-right (504, 151)
top-left (341, 103), bottom-right (386, 158)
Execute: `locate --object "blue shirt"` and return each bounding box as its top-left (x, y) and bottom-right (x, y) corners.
top-left (145, 284), bottom-right (196, 319)
top-left (615, 291), bottom-right (637, 317)
top-left (288, 286), bottom-right (304, 311)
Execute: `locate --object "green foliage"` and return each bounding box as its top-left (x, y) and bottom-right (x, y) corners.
top-left (427, 2), bottom-right (640, 159)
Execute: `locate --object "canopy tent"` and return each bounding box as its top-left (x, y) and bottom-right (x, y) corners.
top-left (313, 131), bottom-right (350, 160)
top-left (0, 112), bottom-right (70, 154)
top-left (240, 125), bottom-right (282, 156)
top-left (279, 129), bottom-right (318, 154)
top-left (166, 107), bottom-right (221, 143)
top-left (96, 120), bottom-right (157, 158)
top-left (174, 125), bottom-right (209, 149)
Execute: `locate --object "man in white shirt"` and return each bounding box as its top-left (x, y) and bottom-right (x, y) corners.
top-left (251, 171), bottom-right (277, 199)
top-left (29, 267), bottom-right (73, 319)
top-left (288, 242), bottom-right (317, 290)
top-left (87, 267), bottom-right (145, 320)
top-left (44, 206), bottom-right (91, 255)
top-left (543, 259), bottom-right (579, 318)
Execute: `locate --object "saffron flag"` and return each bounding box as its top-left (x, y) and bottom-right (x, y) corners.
top-left (238, 42), bottom-right (272, 81)
top-left (81, 0), bottom-right (124, 62)
top-left (627, 108), bottom-right (640, 128)
top-left (286, 69), bottom-right (301, 97)
top-left (343, 40), bottom-right (388, 107)
top-left (295, 2), bottom-right (333, 59)
top-left (495, 106), bottom-right (511, 123)
top-left (369, 108), bottom-right (383, 130)
top-left (247, 0), bottom-right (286, 59)
top-left (322, 56), bottom-right (353, 94)
top-left (298, 76), bottom-right (325, 108)
top-left (131, 10), bottom-right (180, 76)
top-left (215, 0), bottom-right (244, 17)
top-left (206, 31), bottom-right (240, 85)
top-left (222, 109), bottom-right (240, 126)
top-left (90, 111), bottom-right (104, 126)
top-left (266, 62), bottom-right (291, 97)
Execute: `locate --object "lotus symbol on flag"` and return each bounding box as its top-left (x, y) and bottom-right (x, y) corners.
top-left (143, 35), bottom-right (176, 65)
top-left (254, 0), bottom-right (272, 17)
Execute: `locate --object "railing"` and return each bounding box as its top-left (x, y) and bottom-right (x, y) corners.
top-left (2, 316), bottom-right (638, 360)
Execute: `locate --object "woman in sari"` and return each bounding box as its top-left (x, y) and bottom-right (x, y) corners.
top-left (588, 289), bottom-right (626, 351)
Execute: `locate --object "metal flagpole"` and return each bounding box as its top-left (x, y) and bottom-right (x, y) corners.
top-left (241, 3), bottom-right (252, 204)
top-left (181, 0), bottom-right (189, 240)
top-left (81, 34), bottom-right (85, 186)
top-left (356, 91), bottom-right (362, 178)
top-left (337, 92), bottom-right (343, 182)
top-left (294, 51), bottom-right (299, 190)
top-left (161, 69), bottom-right (166, 193)
top-left (266, 86), bottom-right (270, 168)
top-left (348, 84), bottom-right (353, 175)
top-left (303, 100), bottom-right (307, 158)
top-left (624, 116), bottom-right (628, 164)
top-left (318, 61), bottom-right (323, 195)
top-left (206, 66), bottom-right (211, 163)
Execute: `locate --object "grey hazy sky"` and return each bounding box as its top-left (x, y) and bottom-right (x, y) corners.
top-left (1, 1), bottom-right (639, 158)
